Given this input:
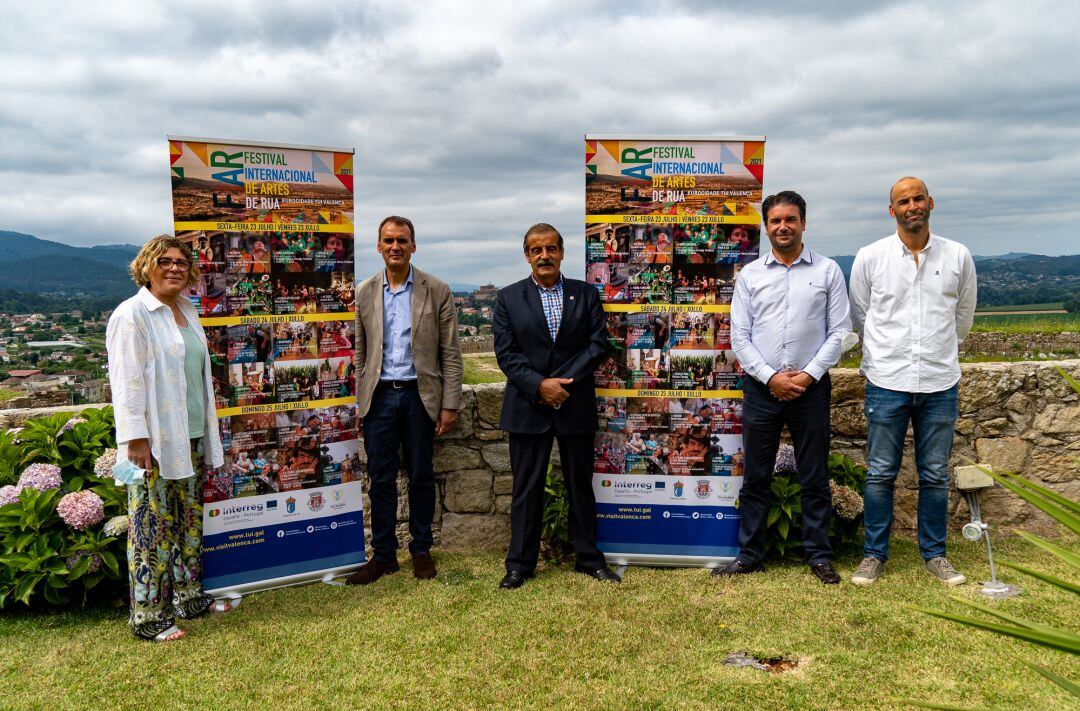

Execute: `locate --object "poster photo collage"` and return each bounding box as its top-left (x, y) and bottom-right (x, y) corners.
top-left (588, 220), bottom-right (760, 481)
top-left (180, 229), bottom-right (360, 505)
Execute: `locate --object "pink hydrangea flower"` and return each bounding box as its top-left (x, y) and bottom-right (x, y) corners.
top-left (0, 485), bottom-right (21, 506)
top-left (17, 463), bottom-right (63, 491)
top-left (56, 490), bottom-right (105, 530)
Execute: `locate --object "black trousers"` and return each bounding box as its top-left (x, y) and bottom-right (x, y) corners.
top-left (505, 430), bottom-right (606, 574)
top-left (737, 373), bottom-right (833, 566)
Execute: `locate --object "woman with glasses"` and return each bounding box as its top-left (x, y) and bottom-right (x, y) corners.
top-left (106, 235), bottom-right (227, 642)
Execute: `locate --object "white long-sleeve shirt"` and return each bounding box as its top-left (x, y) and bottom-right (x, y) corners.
top-left (106, 287), bottom-right (225, 479)
top-left (849, 233), bottom-right (977, 393)
top-left (731, 246), bottom-right (852, 385)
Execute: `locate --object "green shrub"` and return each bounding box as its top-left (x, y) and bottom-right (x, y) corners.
top-left (0, 407), bottom-right (127, 608)
top-left (541, 464), bottom-right (571, 561)
top-left (763, 450), bottom-right (867, 560)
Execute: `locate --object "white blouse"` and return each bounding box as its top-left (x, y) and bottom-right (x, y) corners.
top-left (106, 287), bottom-right (225, 479)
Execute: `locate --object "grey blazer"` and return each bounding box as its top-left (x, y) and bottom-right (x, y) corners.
top-left (354, 266), bottom-right (463, 421)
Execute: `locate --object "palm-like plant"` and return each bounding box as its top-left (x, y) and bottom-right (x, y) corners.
top-left (905, 367), bottom-right (1079, 706)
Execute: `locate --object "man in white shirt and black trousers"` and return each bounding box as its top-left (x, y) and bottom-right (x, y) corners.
top-left (716, 191), bottom-right (852, 585)
top-left (849, 177), bottom-right (977, 587)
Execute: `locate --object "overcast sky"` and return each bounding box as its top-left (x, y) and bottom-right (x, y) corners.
top-left (1, 1), bottom-right (1076, 285)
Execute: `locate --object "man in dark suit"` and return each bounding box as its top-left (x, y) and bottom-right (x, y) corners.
top-left (493, 223), bottom-right (621, 589)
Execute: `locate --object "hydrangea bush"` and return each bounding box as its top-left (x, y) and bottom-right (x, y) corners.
top-left (0, 407), bottom-right (127, 608)
top-left (764, 445), bottom-right (868, 559)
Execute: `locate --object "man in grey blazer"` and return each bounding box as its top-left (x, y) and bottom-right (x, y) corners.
top-left (346, 215), bottom-right (463, 584)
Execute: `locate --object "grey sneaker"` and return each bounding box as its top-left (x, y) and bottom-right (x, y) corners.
top-left (851, 557), bottom-right (884, 586)
top-left (925, 557), bottom-right (967, 586)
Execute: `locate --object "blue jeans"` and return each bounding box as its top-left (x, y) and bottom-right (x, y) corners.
top-left (362, 383), bottom-right (436, 562)
top-left (863, 382), bottom-right (958, 562)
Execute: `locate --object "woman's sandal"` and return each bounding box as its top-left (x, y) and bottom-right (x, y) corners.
top-left (174, 592), bottom-right (216, 620)
top-left (174, 592), bottom-right (238, 619)
top-left (134, 620), bottom-right (185, 642)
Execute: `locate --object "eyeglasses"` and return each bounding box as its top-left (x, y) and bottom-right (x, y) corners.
top-left (156, 257), bottom-right (192, 271)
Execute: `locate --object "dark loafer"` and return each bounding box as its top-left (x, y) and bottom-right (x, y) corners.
top-left (345, 559), bottom-right (400, 585)
top-left (711, 559), bottom-right (764, 576)
top-left (411, 552), bottom-right (437, 580)
top-left (579, 566), bottom-right (622, 583)
top-left (499, 570), bottom-right (531, 589)
top-left (810, 561), bottom-right (841, 585)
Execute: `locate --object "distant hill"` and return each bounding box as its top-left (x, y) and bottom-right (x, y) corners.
top-left (973, 252), bottom-right (1036, 262)
top-left (0, 231), bottom-right (139, 269)
top-left (1, 255), bottom-right (135, 298)
top-left (0, 231), bottom-right (140, 297)
top-left (830, 250), bottom-right (1080, 307)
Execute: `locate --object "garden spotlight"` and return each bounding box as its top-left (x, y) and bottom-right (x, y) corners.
top-left (955, 464), bottom-right (1022, 599)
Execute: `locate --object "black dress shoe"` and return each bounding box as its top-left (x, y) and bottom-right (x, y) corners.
top-left (810, 561), bottom-right (841, 585)
top-left (578, 566), bottom-right (622, 583)
top-left (499, 571), bottom-right (530, 589)
top-left (711, 559), bottom-right (764, 576)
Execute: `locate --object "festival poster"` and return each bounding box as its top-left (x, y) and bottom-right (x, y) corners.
top-left (170, 135), bottom-right (364, 595)
top-left (586, 135), bottom-right (764, 566)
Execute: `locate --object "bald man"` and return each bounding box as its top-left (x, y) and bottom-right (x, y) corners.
top-left (848, 177), bottom-right (977, 588)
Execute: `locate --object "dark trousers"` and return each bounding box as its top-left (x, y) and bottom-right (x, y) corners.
top-left (505, 430), bottom-right (606, 574)
top-left (737, 373), bottom-right (833, 566)
top-left (362, 383), bottom-right (436, 562)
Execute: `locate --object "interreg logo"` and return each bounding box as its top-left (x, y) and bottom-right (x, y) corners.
top-left (217, 503), bottom-right (264, 516)
top-left (614, 481), bottom-right (652, 492)
top-left (673, 481), bottom-right (685, 498)
top-left (286, 497), bottom-right (296, 514)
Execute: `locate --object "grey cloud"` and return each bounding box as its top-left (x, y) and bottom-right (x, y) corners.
top-left (1, 1), bottom-right (1077, 284)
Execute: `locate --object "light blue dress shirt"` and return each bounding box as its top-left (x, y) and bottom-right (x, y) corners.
top-left (381, 267), bottom-right (417, 380)
top-left (730, 246), bottom-right (852, 386)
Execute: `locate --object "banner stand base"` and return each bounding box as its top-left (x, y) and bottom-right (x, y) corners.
top-left (322, 571), bottom-right (347, 587)
top-left (212, 594), bottom-right (242, 613)
top-left (615, 564), bottom-right (628, 578)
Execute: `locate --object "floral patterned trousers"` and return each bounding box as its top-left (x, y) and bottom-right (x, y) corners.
top-left (127, 439), bottom-right (207, 631)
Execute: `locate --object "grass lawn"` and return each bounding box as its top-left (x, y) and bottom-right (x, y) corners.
top-left (1, 536), bottom-right (1076, 709)
top-left (971, 313), bottom-right (1080, 333)
top-left (463, 353), bottom-right (505, 384)
top-left (974, 302), bottom-right (1065, 313)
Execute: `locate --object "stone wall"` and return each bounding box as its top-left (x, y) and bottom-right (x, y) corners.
top-left (829, 361), bottom-right (1080, 539)
top-left (960, 331), bottom-right (1079, 359)
top-left (412, 360), bottom-right (1080, 551)
top-left (5, 360), bottom-right (1078, 554)
top-left (844, 332), bottom-right (1080, 363)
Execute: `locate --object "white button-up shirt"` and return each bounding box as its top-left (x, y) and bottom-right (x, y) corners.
top-left (731, 246), bottom-right (852, 385)
top-left (106, 287), bottom-right (224, 479)
top-left (849, 233), bottom-right (977, 393)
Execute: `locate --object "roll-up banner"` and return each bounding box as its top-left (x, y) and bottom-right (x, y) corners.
top-left (585, 135), bottom-right (765, 567)
top-left (168, 136), bottom-right (365, 594)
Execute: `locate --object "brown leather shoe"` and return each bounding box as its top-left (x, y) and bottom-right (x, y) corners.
top-left (345, 559), bottom-right (400, 585)
top-left (411, 552), bottom-right (437, 580)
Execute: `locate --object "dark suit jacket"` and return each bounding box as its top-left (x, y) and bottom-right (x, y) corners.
top-left (493, 275), bottom-right (610, 434)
